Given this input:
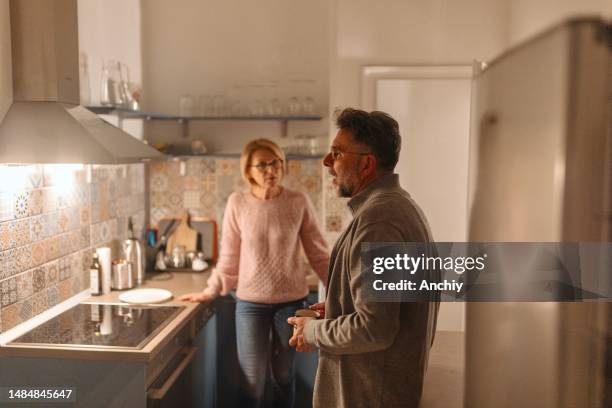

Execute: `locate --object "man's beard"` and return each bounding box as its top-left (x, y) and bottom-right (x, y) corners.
top-left (337, 181), bottom-right (354, 198)
top-left (338, 184), bottom-right (352, 197)
top-left (331, 170), bottom-right (356, 198)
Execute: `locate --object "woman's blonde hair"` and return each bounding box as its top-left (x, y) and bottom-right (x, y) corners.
top-left (240, 138), bottom-right (286, 185)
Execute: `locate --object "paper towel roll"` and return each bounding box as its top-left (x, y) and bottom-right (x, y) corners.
top-left (96, 247), bottom-right (112, 294)
top-left (100, 305), bottom-right (113, 335)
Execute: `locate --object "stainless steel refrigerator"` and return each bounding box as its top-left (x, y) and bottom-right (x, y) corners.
top-left (466, 18), bottom-right (611, 408)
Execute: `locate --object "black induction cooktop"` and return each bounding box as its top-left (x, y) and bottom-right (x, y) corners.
top-left (9, 303), bottom-right (184, 350)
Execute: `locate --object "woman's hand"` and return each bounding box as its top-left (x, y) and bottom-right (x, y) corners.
top-left (179, 292), bottom-right (215, 303)
top-left (309, 302), bottom-right (325, 318)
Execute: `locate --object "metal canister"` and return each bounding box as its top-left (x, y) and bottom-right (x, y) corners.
top-left (111, 259), bottom-right (134, 290)
top-left (123, 238), bottom-right (144, 285)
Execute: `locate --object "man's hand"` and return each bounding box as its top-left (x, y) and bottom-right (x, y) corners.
top-left (309, 302), bottom-right (325, 318)
top-left (287, 316), bottom-right (315, 352)
top-left (179, 292), bottom-right (215, 303)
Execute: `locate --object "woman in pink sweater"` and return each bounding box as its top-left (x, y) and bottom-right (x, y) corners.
top-left (180, 138), bottom-right (329, 408)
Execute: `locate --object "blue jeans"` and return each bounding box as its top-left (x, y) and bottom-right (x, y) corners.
top-left (235, 297), bottom-right (307, 408)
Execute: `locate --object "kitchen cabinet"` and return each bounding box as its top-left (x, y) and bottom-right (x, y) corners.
top-left (150, 305), bottom-right (216, 408)
top-left (0, 302), bottom-right (214, 408)
top-left (188, 305), bottom-right (220, 408)
top-left (0, 273), bottom-right (214, 408)
top-left (211, 293), bottom-right (319, 408)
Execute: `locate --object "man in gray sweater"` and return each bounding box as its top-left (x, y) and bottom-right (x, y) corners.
top-left (288, 108), bottom-right (439, 408)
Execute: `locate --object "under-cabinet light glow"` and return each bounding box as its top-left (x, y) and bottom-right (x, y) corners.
top-left (0, 165), bottom-right (38, 193)
top-left (44, 164), bottom-right (84, 193)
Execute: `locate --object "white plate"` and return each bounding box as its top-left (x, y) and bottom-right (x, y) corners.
top-left (119, 288), bottom-right (173, 304)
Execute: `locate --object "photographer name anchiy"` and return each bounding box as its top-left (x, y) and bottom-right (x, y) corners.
top-left (373, 279), bottom-right (463, 292)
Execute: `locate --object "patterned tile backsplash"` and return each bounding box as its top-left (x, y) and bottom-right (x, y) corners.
top-left (149, 157), bottom-right (325, 229)
top-left (0, 157), bottom-right (347, 334)
top-left (0, 164), bottom-right (145, 333)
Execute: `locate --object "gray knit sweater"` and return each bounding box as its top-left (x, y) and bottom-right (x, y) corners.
top-left (303, 174), bottom-right (439, 408)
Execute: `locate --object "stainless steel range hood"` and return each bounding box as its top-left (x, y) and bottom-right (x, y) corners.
top-left (0, 0), bottom-right (163, 164)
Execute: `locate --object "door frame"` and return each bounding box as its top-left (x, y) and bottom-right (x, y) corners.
top-left (360, 65), bottom-right (474, 111)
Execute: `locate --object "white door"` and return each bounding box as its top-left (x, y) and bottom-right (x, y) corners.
top-left (363, 66), bottom-right (472, 331)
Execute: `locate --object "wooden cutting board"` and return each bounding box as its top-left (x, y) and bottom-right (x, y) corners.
top-left (166, 211), bottom-right (198, 255)
top-left (157, 217), bottom-right (218, 261)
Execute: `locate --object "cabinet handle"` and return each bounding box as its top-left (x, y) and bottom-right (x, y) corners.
top-left (147, 346), bottom-right (197, 400)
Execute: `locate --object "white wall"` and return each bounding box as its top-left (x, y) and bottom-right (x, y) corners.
top-left (330, 0), bottom-right (509, 112)
top-left (0, 0), bottom-right (12, 121)
top-left (78, 0), bottom-right (143, 138)
top-left (507, 0), bottom-right (612, 45)
top-left (329, 0), bottom-right (611, 113)
top-left (140, 0), bottom-right (331, 153)
top-left (77, 0), bottom-right (142, 106)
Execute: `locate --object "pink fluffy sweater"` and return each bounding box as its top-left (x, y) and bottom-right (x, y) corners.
top-left (203, 188), bottom-right (329, 303)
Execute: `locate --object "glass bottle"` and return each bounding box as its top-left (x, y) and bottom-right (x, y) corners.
top-left (90, 252), bottom-right (102, 296)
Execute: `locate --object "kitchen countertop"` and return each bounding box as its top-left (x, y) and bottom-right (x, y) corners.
top-left (0, 269), bottom-right (321, 362)
top-left (0, 271), bottom-right (212, 363)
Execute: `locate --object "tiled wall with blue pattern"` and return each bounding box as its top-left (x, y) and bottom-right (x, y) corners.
top-left (149, 157), bottom-right (323, 228)
top-left (0, 164), bottom-right (145, 333)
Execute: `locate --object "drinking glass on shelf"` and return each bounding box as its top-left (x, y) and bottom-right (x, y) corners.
top-left (294, 134), bottom-right (307, 155)
top-left (212, 94), bottom-right (226, 116)
top-left (268, 99), bottom-right (282, 116)
top-left (179, 94), bottom-right (195, 117)
top-left (119, 62), bottom-right (136, 110)
top-left (249, 83), bottom-right (266, 116)
top-left (100, 59), bottom-right (124, 107)
top-left (199, 94), bottom-right (213, 116)
top-left (108, 60), bottom-right (124, 107)
top-left (100, 59), bottom-right (112, 106)
top-left (79, 52), bottom-right (91, 106)
top-left (303, 96), bottom-right (316, 115)
top-left (287, 96), bottom-right (301, 116)
top-left (228, 85), bottom-right (245, 116)
top-left (299, 79), bottom-right (317, 115)
top-left (305, 134), bottom-right (320, 155)
top-left (287, 79), bottom-right (302, 115)
top-left (265, 80), bottom-right (282, 116)
top-left (252, 99), bottom-right (265, 116)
